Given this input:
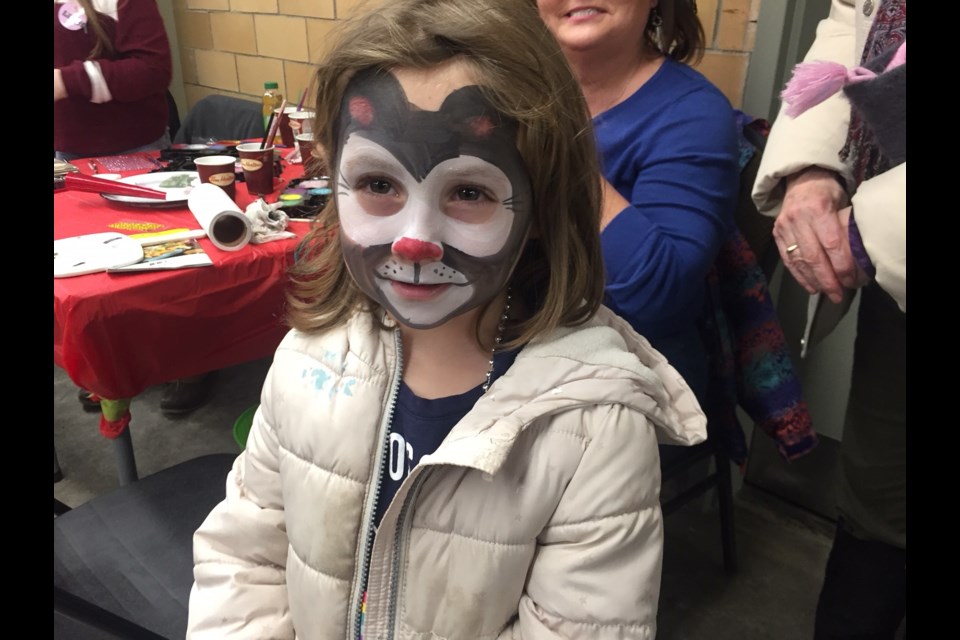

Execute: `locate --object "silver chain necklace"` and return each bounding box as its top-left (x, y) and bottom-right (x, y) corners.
top-left (482, 289), bottom-right (512, 394)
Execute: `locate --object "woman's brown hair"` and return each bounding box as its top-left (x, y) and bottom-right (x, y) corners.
top-left (73, 0), bottom-right (117, 59)
top-left (286, 0), bottom-right (606, 349)
top-left (650, 0), bottom-right (706, 65)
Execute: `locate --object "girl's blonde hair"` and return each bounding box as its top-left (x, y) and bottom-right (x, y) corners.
top-left (287, 0), bottom-right (606, 348)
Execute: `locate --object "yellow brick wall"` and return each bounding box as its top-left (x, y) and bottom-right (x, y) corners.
top-left (695, 0), bottom-right (762, 109)
top-left (174, 0), bottom-right (761, 113)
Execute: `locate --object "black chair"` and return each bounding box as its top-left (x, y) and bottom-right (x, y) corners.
top-left (173, 94), bottom-right (264, 145)
top-left (657, 119), bottom-right (774, 576)
top-left (54, 454), bottom-right (236, 639)
top-left (165, 89), bottom-right (181, 142)
top-left (660, 442), bottom-right (738, 573)
top-left (734, 123), bottom-right (778, 281)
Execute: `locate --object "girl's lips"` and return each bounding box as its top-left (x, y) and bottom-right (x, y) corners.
top-left (389, 281), bottom-right (451, 300)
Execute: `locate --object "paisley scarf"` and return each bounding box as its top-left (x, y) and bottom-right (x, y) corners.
top-left (840, 0), bottom-right (906, 183)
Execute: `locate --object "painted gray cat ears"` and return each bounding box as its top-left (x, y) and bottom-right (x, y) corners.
top-left (335, 68), bottom-right (524, 183)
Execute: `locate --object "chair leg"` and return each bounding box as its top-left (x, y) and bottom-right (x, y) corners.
top-left (714, 451), bottom-right (738, 574)
top-left (54, 443), bottom-right (64, 483)
top-left (113, 428), bottom-right (139, 486)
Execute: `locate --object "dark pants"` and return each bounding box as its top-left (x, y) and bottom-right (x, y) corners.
top-left (814, 282), bottom-right (906, 639)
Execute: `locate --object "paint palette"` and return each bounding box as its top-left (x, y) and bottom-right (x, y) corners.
top-left (54, 232), bottom-right (144, 278)
top-left (277, 177), bottom-right (332, 219)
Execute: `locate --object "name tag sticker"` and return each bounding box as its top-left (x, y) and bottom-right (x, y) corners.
top-left (59, 2), bottom-right (88, 31)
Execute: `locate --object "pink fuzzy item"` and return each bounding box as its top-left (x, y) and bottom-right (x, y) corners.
top-left (780, 40), bottom-right (906, 118)
top-left (781, 60), bottom-right (854, 117)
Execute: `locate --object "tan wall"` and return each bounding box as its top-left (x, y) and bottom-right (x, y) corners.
top-left (695, 0), bottom-right (763, 109)
top-left (174, 0), bottom-right (761, 113)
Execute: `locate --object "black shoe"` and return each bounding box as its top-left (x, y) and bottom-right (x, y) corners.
top-left (160, 373), bottom-right (215, 417)
top-left (77, 388), bottom-right (102, 413)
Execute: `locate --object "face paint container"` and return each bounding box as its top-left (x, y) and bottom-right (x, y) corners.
top-left (278, 193), bottom-right (304, 208)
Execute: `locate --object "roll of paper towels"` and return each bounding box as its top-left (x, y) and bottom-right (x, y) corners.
top-left (188, 183), bottom-right (253, 251)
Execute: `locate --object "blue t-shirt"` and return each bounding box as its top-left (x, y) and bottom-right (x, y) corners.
top-left (372, 347), bottom-right (520, 527)
top-left (594, 58), bottom-right (739, 399)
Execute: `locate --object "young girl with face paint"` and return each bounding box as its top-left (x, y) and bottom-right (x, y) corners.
top-left (187, 0), bottom-right (706, 637)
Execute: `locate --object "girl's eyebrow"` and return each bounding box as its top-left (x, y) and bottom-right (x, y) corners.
top-left (342, 153), bottom-right (405, 174)
top-left (441, 164), bottom-right (505, 181)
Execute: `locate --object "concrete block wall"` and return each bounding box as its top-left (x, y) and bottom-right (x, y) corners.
top-left (696, 0), bottom-right (762, 109)
top-left (174, 0), bottom-right (761, 114)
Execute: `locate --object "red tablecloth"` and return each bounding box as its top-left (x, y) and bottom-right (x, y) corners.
top-left (54, 155), bottom-right (315, 400)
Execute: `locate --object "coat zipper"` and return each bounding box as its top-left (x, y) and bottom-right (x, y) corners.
top-left (350, 329), bottom-right (403, 640)
top-left (385, 470), bottom-right (429, 640)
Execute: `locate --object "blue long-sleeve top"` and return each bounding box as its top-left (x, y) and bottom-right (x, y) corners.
top-left (596, 59), bottom-right (739, 347)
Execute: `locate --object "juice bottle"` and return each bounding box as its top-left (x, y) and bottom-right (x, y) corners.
top-left (262, 82), bottom-right (282, 132)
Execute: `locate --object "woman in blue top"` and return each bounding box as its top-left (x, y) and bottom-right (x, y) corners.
top-left (536, 0), bottom-right (739, 401)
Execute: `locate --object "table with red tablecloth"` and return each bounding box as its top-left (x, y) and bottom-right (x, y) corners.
top-left (54, 153), bottom-right (315, 483)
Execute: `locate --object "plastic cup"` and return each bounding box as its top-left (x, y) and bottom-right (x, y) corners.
top-left (295, 133), bottom-right (316, 162)
top-left (193, 155), bottom-right (237, 200)
top-left (236, 143), bottom-right (275, 196)
top-left (288, 110), bottom-right (315, 137)
top-left (295, 133), bottom-right (325, 175)
top-left (272, 106), bottom-right (298, 147)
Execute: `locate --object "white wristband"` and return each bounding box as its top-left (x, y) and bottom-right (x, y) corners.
top-left (83, 60), bottom-right (113, 104)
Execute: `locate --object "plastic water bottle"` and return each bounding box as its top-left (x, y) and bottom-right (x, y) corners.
top-left (262, 82), bottom-right (282, 132)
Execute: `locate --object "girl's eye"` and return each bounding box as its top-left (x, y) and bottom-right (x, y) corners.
top-left (356, 176), bottom-right (396, 196)
top-left (368, 178), bottom-right (394, 195)
top-left (454, 186), bottom-right (484, 202)
top-left (445, 184), bottom-right (499, 223)
top-left (353, 175), bottom-right (404, 216)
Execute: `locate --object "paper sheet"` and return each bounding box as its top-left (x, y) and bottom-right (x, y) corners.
top-left (187, 183), bottom-right (252, 251)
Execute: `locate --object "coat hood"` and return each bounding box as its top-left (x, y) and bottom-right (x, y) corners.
top-left (419, 305), bottom-right (708, 476)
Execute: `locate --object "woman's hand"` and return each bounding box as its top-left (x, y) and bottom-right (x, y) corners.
top-left (773, 167), bottom-right (859, 303)
top-left (54, 68), bottom-right (68, 102)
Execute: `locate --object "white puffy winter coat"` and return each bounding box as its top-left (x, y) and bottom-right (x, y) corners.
top-left (187, 305), bottom-right (706, 639)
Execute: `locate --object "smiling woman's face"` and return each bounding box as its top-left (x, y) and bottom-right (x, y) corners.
top-left (535, 0), bottom-right (657, 54)
top-left (335, 59), bottom-right (533, 329)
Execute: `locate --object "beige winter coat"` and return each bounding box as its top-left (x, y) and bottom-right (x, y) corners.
top-left (187, 305), bottom-right (706, 639)
top-left (752, 0), bottom-right (906, 340)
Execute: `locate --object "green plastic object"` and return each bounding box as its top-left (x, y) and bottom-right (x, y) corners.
top-left (233, 405), bottom-right (258, 449)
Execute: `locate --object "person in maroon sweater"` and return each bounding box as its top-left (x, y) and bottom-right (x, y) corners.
top-left (54, 0), bottom-right (172, 160)
top-left (55, 0), bottom-right (215, 415)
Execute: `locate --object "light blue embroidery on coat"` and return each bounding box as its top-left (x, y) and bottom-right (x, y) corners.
top-left (303, 367), bottom-right (331, 391)
top-left (301, 363), bottom-right (357, 399)
top-left (322, 349), bottom-right (341, 369)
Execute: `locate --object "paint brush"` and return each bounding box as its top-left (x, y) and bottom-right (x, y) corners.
top-left (261, 111), bottom-right (277, 149)
top-left (296, 88), bottom-right (306, 111)
top-left (264, 98), bottom-right (287, 148)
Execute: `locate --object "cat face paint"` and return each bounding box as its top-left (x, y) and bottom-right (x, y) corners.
top-left (335, 66), bottom-right (532, 329)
